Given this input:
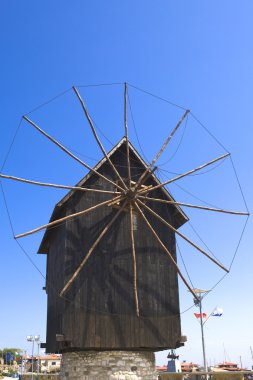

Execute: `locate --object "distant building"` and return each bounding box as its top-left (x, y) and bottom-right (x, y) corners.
top-left (40, 354), bottom-right (61, 373)
top-left (216, 362), bottom-right (240, 371)
top-left (24, 354), bottom-right (61, 373)
top-left (156, 365), bottom-right (168, 372)
top-left (181, 361), bottom-right (200, 372)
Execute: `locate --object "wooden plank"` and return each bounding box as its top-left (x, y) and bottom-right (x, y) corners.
top-left (23, 115), bottom-right (124, 191)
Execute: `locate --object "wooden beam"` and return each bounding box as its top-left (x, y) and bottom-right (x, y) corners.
top-left (139, 152), bottom-right (230, 195)
top-left (138, 195), bottom-right (249, 216)
top-left (129, 203), bottom-right (139, 317)
top-left (0, 174), bottom-right (121, 195)
top-left (137, 199), bottom-right (229, 273)
top-left (60, 199), bottom-right (128, 296)
top-left (15, 195), bottom-right (122, 239)
top-left (124, 83), bottom-right (132, 188)
top-left (73, 86), bottom-right (127, 190)
top-left (133, 201), bottom-right (199, 301)
top-left (133, 109), bottom-right (190, 191)
top-left (23, 116), bottom-right (124, 192)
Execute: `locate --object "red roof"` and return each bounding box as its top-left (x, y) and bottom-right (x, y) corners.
top-left (156, 366), bottom-right (167, 372)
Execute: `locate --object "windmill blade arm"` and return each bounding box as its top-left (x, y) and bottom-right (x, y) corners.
top-left (23, 116), bottom-right (124, 192)
top-left (134, 109), bottom-right (189, 191)
top-left (129, 203), bottom-right (139, 317)
top-left (15, 195), bottom-right (122, 239)
top-left (124, 83), bottom-right (132, 188)
top-left (139, 152), bottom-right (230, 195)
top-left (60, 198), bottom-right (128, 296)
top-left (0, 174), bottom-right (121, 195)
top-left (73, 86), bottom-right (127, 190)
top-left (138, 195), bottom-right (249, 216)
top-left (137, 199), bottom-right (229, 273)
top-left (133, 201), bottom-right (199, 301)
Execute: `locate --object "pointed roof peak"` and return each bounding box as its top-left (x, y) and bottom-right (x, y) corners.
top-left (38, 138), bottom-right (188, 254)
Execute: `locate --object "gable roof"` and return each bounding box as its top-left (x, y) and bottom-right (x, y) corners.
top-left (38, 137), bottom-right (188, 254)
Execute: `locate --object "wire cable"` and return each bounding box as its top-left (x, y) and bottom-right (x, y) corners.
top-left (159, 155), bottom-right (227, 177)
top-left (24, 87), bottom-right (73, 116)
top-left (1, 118), bottom-right (23, 172)
top-left (76, 82), bottom-right (123, 88)
top-left (127, 89), bottom-right (150, 163)
top-left (0, 181), bottom-right (46, 279)
top-left (190, 112), bottom-right (230, 154)
top-left (128, 83), bottom-right (187, 111)
top-left (157, 168), bottom-right (222, 209)
top-left (229, 156), bottom-right (250, 213)
top-left (228, 214), bottom-right (249, 271)
top-left (176, 240), bottom-right (195, 289)
top-left (156, 166), bottom-right (249, 300)
top-left (158, 114), bottom-right (189, 166)
top-left (188, 221), bottom-right (222, 265)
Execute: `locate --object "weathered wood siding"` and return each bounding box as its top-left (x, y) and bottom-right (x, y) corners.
top-left (44, 143), bottom-right (183, 352)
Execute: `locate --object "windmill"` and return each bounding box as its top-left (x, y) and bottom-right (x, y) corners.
top-left (0, 83), bottom-right (248, 379)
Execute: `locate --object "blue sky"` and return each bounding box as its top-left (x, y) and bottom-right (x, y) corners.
top-left (0, 0), bottom-right (253, 369)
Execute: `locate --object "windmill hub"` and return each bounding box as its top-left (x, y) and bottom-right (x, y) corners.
top-left (126, 189), bottom-right (136, 200)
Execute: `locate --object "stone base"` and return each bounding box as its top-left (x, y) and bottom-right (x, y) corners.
top-left (60, 350), bottom-right (158, 380)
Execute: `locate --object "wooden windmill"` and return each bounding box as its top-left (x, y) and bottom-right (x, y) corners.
top-left (0, 84), bottom-right (248, 355)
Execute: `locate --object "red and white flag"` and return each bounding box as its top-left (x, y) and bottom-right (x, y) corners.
top-left (194, 313), bottom-right (207, 319)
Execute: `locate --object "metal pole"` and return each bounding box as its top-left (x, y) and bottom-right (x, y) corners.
top-left (37, 341), bottom-right (40, 378)
top-left (31, 339), bottom-right (34, 380)
top-left (199, 296), bottom-right (208, 379)
top-left (21, 352), bottom-right (23, 377)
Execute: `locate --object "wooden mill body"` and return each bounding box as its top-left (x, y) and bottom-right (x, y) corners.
top-left (38, 138), bottom-right (188, 353)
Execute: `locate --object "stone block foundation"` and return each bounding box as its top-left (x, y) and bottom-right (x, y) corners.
top-left (60, 350), bottom-right (158, 380)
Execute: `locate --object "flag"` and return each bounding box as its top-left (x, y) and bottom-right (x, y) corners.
top-left (211, 307), bottom-right (223, 317)
top-left (194, 313), bottom-right (207, 318)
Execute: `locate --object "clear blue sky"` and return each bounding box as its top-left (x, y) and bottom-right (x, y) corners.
top-left (0, 0), bottom-right (253, 369)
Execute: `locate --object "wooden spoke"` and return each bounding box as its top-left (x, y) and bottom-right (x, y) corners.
top-left (124, 83), bottom-right (132, 188)
top-left (0, 174), bottom-right (121, 195)
top-left (138, 195), bottom-right (249, 216)
top-left (133, 201), bottom-right (199, 301)
top-left (15, 195), bottom-right (122, 239)
top-left (23, 116), bottom-right (124, 192)
top-left (137, 199), bottom-right (229, 273)
top-left (134, 109), bottom-right (190, 191)
top-left (73, 87), bottom-right (127, 190)
top-left (139, 152), bottom-right (230, 195)
top-left (60, 198), bottom-right (128, 296)
top-left (129, 203), bottom-right (139, 317)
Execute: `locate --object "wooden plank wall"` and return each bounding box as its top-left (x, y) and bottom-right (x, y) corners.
top-left (45, 143), bottom-right (182, 352)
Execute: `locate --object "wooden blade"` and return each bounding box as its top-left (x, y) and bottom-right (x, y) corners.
top-left (133, 201), bottom-right (199, 301)
top-left (15, 195), bottom-right (122, 239)
top-left (129, 203), bottom-right (140, 317)
top-left (134, 109), bottom-right (190, 191)
top-left (0, 174), bottom-right (121, 195)
top-left (73, 86), bottom-right (127, 190)
top-left (138, 195), bottom-right (249, 216)
top-left (137, 199), bottom-right (229, 273)
top-left (139, 153), bottom-right (230, 195)
top-left (23, 116), bottom-right (124, 192)
top-left (60, 198), bottom-right (128, 296)
top-left (124, 83), bottom-right (132, 188)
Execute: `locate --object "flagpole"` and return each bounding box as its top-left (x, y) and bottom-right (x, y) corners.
top-left (192, 288), bottom-right (210, 380)
top-left (199, 296), bottom-right (208, 378)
